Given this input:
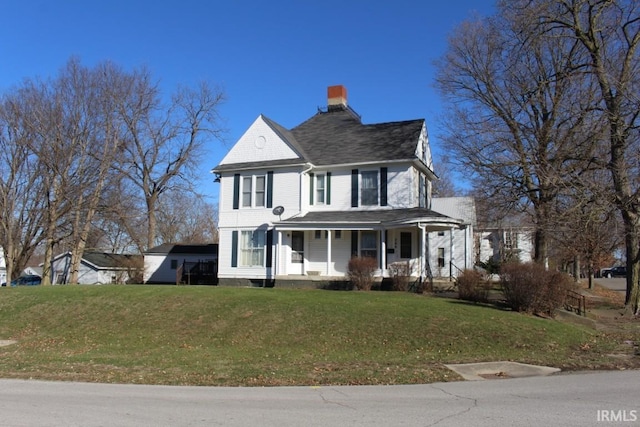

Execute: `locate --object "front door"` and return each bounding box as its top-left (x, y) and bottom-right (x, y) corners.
top-left (291, 231), bottom-right (304, 274)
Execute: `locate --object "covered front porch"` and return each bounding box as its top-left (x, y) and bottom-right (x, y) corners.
top-left (271, 208), bottom-right (464, 287)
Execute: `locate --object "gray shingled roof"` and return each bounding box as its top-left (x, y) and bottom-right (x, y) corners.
top-left (214, 105), bottom-right (425, 170)
top-left (276, 208), bottom-right (461, 227)
top-left (212, 158), bottom-right (306, 173)
top-left (82, 252), bottom-right (142, 269)
top-left (290, 106), bottom-right (424, 166)
top-left (431, 197), bottom-right (477, 226)
top-left (145, 244), bottom-right (218, 255)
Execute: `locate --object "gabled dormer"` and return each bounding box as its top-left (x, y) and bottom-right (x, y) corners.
top-left (216, 114), bottom-right (306, 167)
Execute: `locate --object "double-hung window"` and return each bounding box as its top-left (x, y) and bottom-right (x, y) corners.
top-left (316, 175), bottom-right (325, 204)
top-left (242, 175), bottom-right (266, 208)
top-left (255, 176), bottom-right (266, 207)
top-left (351, 168), bottom-right (386, 208)
top-left (361, 171), bottom-right (379, 206)
top-left (310, 172), bottom-right (331, 205)
top-left (242, 177), bottom-right (252, 207)
top-left (361, 231), bottom-right (378, 259)
top-left (240, 230), bottom-right (265, 266)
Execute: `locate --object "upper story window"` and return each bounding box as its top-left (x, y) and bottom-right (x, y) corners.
top-left (419, 175), bottom-right (427, 208)
top-left (242, 176), bottom-right (252, 207)
top-left (233, 172), bottom-right (273, 210)
top-left (255, 176), bottom-right (266, 206)
top-left (316, 175), bottom-right (325, 204)
top-left (351, 168), bottom-right (387, 208)
top-left (309, 172), bottom-right (331, 206)
top-left (361, 171), bottom-right (379, 206)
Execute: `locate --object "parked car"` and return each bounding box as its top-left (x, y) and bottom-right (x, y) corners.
top-left (600, 266), bottom-right (627, 278)
top-left (7, 275), bottom-right (42, 286)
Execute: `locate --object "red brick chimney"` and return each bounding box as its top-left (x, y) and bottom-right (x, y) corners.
top-left (327, 85), bottom-right (347, 108)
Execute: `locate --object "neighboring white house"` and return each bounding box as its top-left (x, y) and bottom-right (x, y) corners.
top-left (212, 85), bottom-right (470, 288)
top-left (430, 197), bottom-right (477, 278)
top-left (51, 251), bottom-right (142, 285)
top-left (475, 219), bottom-right (535, 265)
top-left (143, 244), bottom-right (218, 284)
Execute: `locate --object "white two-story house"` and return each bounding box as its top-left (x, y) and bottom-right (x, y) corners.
top-left (212, 85), bottom-right (468, 288)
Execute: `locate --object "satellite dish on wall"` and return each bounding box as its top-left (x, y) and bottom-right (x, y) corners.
top-left (272, 206), bottom-right (285, 216)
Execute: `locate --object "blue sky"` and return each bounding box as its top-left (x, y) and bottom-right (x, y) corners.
top-left (1, 0), bottom-right (496, 202)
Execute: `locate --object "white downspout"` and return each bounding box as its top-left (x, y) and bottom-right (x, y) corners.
top-left (299, 163), bottom-right (314, 212)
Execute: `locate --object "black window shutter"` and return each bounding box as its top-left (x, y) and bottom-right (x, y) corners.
top-left (380, 167), bottom-right (388, 206)
top-left (266, 229), bottom-right (273, 268)
top-left (231, 231), bottom-right (238, 267)
top-left (309, 173), bottom-right (315, 205)
top-left (351, 169), bottom-right (359, 207)
top-left (326, 172), bottom-right (331, 205)
top-left (351, 231), bottom-right (358, 257)
top-left (233, 174), bottom-right (240, 210)
top-left (266, 171), bottom-right (273, 209)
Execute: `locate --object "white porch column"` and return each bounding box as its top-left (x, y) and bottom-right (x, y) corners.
top-left (449, 227), bottom-right (455, 279)
top-left (419, 225), bottom-right (426, 278)
top-left (381, 229), bottom-right (387, 275)
top-left (326, 229), bottom-right (332, 276)
top-left (277, 230), bottom-right (284, 276)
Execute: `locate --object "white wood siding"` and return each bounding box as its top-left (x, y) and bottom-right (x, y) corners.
top-left (428, 227), bottom-right (473, 278)
top-left (52, 257), bottom-right (128, 285)
top-left (218, 116), bottom-right (300, 165)
top-left (304, 164), bottom-right (417, 212)
top-left (144, 253), bottom-right (217, 283)
top-left (218, 168), bottom-right (302, 226)
top-left (306, 231), bottom-right (351, 275)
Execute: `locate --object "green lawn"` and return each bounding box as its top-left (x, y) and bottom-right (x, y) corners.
top-left (0, 285), bottom-right (634, 386)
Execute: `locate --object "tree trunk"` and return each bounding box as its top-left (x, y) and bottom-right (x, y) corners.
top-left (622, 215), bottom-right (640, 314)
top-left (41, 236), bottom-right (54, 286)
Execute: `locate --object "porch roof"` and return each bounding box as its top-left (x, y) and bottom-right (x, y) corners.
top-left (275, 208), bottom-right (464, 230)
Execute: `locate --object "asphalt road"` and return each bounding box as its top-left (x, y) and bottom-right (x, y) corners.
top-left (1, 370), bottom-right (639, 426)
top-left (596, 277), bottom-right (627, 293)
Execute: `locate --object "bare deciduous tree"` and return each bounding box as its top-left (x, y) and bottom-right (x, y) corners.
top-left (530, 0), bottom-right (640, 315)
top-left (431, 155), bottom-right (461, 197)
top-left (156, 191), bottom-right (219, 244)
top-left (0, 90), bottom-right (47, 282)
top-left (114, 73), bottom-right (225, 249)
top-left (435, 2), bottom-right (601, 267)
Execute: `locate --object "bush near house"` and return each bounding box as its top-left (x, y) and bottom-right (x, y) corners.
top-left (457, 269), bottom-right (491, 303)
top-left (388, 261), bottom-right (411, 291)
top-left (347, 256), bottom-right (378, 291)
top-left (500, 263), bottom-right (574, 316)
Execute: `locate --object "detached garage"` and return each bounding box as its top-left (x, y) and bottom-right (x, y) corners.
top-left (144, 244), bottom-right (218, 285)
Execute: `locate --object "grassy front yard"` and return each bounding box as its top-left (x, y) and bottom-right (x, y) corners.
top-left (0, 285), bottom-right (637, 385)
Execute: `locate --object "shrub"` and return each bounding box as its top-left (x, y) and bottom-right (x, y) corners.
top-left (347, 257), bottom-right (378, 291)
top-left (477, 257), bottom-right (501, 275)
top-left (457, 269), bottom-right (490, 303)
top-left (500, 263), bottom-right (573, 316)
top-left (388, 261), bottom-right (411, 291)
